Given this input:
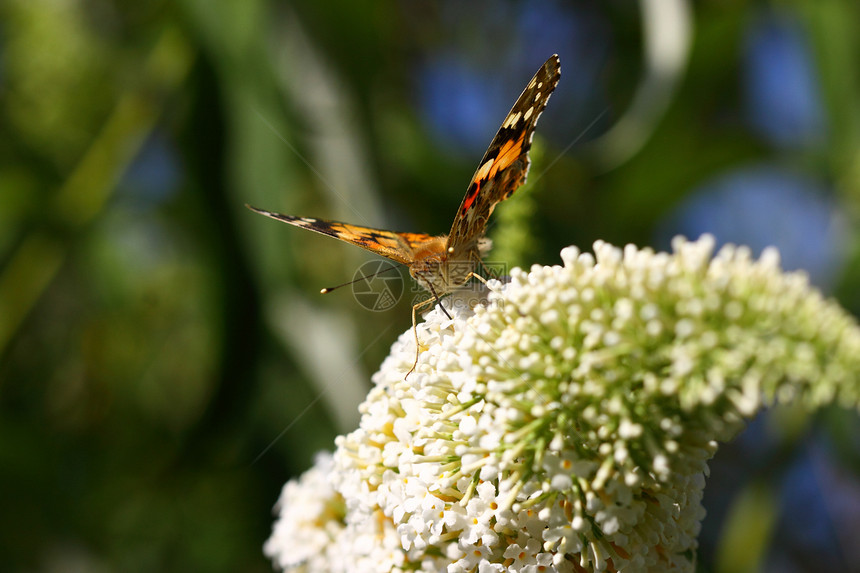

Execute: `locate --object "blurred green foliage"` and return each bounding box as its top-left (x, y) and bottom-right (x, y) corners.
top-left (1, 0), bottom-right (859, 571)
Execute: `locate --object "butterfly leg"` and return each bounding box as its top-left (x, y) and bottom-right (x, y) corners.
top-left (467, 249), bottom-right (497, 289)
top-left (465, 271), bottom-right (490, 286)
top-left (476, 257), bottom-right (499, 281)
top-left (406, 296), bottom-right (436, 379)
top-left (463, 271), bottom-right (503, 307)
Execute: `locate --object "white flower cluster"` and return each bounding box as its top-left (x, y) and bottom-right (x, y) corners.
top-left (264, 452), bottom-right (345, 572)
top-left (265, 235), bottom-right (860, 572)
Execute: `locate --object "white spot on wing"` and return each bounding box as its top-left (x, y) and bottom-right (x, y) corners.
top-left (503, 111), bottom-right (521, 128)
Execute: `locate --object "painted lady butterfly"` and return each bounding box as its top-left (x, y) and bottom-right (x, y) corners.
top-left (248, 55), bottom-right (561, 310)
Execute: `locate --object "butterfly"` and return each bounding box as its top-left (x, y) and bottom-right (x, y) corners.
top-left (248, 54), bottom-right (560, 299)
top-left (248, 55), bottom-right (560, 373)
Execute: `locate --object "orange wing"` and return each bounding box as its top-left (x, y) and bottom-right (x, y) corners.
top-left (447, 55), bottom-right (561, 255)
top-left (246, 205), bottom-right (441, 265)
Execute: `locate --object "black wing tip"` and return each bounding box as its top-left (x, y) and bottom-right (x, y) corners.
top-left (544, 54), bottom-right (561, 79)
top-left (245, 203), bottom-right (267, 215)
top-left (245, 204), bottom-right (307, 224)
top-left (246, 204), bottom-right (283, 220)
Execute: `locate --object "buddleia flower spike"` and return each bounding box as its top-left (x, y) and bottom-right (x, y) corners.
top-left (265, 235), bottom-right (860, 572)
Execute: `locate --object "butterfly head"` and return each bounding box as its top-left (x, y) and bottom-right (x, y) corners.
top-left (407, 237), bottom-right (451, 294)
top-left (408, 237), bottom-right (492, 296)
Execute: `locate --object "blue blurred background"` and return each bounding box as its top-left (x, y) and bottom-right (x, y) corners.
top-left (1, 0), bottom-right (859, 571)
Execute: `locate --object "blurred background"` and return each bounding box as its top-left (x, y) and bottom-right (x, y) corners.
top-left (1, 0), bottom-right (859, 571)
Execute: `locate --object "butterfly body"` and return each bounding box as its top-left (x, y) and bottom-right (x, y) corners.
top-left (248, 54), bottom-right (561, 300)
top-left (407, 234), bottom-right (491, 296)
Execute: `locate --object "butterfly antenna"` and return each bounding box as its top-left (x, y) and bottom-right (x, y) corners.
top-left (320, 264), bottom-right (400, 294)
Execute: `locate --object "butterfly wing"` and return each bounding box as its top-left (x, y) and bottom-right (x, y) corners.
top-left (246, 205), bottom-right (440, 265)
top-left (447, 54), bottom-right (561, 254)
